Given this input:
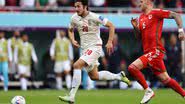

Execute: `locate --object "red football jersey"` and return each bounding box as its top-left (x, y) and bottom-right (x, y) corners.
top-left (138, 9), bottom-right (170, 53)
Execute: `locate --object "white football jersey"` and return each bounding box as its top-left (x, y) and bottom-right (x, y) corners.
top-left (69, 12), bottom-right (108, 49)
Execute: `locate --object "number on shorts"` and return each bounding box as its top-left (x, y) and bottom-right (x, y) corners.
top-left (85, 49), bottom-right (92, 55)
top-left (82, 25), bottom-right (88, 32)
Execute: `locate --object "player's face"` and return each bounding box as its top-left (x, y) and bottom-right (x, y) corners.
top-left (22, 35), bottom-right (28, 42)
top-left (139, 0), bottom-right (148, 11)
top-left (0, 32), bottom-right (4, 38)
top-left (74, 2), bottom-right (86, 16)
top-left (170, 35), bottom-right (177, 46)
top-left (60, 31), bottom-right (66, 37)
top-left (14, 31), bottom-right (20, 37)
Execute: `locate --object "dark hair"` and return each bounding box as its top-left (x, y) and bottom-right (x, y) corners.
top-left (75, 0), bottom-right (88, 6)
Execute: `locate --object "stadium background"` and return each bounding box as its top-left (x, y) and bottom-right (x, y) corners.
top-left (0, 0), bottom-right (185, 104)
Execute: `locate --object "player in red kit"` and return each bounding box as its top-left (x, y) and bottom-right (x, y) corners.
top-left (130, 0), bottom-right (185, 104)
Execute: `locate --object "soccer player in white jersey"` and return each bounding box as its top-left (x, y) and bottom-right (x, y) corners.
top-left (59, 0), bottom-right (131, 103)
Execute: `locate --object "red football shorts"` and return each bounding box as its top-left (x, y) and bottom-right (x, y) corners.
top-left (139, 49), bottom-right (166, 76)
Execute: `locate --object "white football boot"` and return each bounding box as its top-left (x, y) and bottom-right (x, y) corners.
top-left (59, 95), bottom-right (75, 104)
top-left (140, 88), bottom-right (155, 104)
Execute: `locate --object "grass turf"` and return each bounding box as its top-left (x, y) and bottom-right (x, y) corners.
top-left (0, 89), bottom-right (184, 104)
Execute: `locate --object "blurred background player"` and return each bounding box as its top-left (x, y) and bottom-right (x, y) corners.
top-left (166, 34), bottom-right (183, 83)
top-left (14, 34), bottom-right (38, 91)
top-left (50, 30), bottom-right (73, 90)
top-left (8, 31), bottom-right (22, 80)
top-left (130, 0), bottom-right (185, 103)
top-left (59, 0), bottom-right (131, 103)
top-left (0, 31), bottom-right (12, 91)
top-left (107, 33), bottom-right (126, 89)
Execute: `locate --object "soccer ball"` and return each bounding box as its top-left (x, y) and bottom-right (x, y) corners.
top-left (11, 96), bottom-right (26, 104)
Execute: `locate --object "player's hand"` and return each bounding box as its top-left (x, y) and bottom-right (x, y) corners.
top-left (72, 40), bottom-right (80, 48)
top-left (131, 17), bottom-right (138, 28)
top-left (105, 40), bottom-right (113, 56)
top-left (178, 31), bottom-right (185, 41)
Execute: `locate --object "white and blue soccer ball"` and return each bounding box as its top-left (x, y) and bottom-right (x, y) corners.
top-left (11, 96), bottom-right (26, 104)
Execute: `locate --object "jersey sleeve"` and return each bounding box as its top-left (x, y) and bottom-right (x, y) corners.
top-left (153, 9), bottom-right (170, 19)
top-left (69, 16), bottom-right (76, 29)
top-left (94, 13), bottom-right (108, 26)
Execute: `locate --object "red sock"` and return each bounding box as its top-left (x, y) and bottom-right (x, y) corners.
top-left (128, 65), bottom-right (148, 89)
top-left (163, 78), bottom-right (185, 97)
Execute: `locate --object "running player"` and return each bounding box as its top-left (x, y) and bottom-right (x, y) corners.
top-left (130, 0), bottom-right (185, 103)
top-left (59, 0), bottom-right (131, 103)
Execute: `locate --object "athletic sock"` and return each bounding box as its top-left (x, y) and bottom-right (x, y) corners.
top-left (69, 70), bottom-right (81, 98)
top-left (128, 65), bottom-right (148, 89)
top-left (98, 71), bottom-right (121, 80)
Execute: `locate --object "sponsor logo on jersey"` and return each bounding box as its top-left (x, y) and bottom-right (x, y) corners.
top-left (149, 15), bottom-right (152, 19)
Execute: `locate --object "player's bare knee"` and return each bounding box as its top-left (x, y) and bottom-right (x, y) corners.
top-left (73, 62), bottom-right (81, 69)
top-left (157, 73), bottom-right (171, 84)
top-left (89, 75), bottom-right (98, 80)
top-left (128, 64), bottom-right (139, 72)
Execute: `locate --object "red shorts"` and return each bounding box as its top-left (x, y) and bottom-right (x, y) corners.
top-left (139, 49), bottom-right (166, 76)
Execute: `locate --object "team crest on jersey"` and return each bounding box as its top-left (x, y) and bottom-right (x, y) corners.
top-left (149, 15), bottom-right (152, 19)
top-left (99, 16), bottom-right (104, 21)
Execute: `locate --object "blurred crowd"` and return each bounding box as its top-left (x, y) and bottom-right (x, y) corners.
top-left (0, 0), bottom-right (184, 12)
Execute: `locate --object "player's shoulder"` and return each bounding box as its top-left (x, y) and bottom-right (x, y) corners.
top-left (71, 13), bottom-right (82, 22)
top-left (89, 12), bottom-right (98, 16)
top-left (89, 11), bottom-right (100, 18)
top-left (151, 9), bottom-right (162, 12)
top-left (71, 13), bottom-right (81, 20)
top-left (28, 42), bottom-right (33, 47)
top-left (71, 13), bottom-right (78, 19)
top-left (151, 9), bottom-right (169, 13)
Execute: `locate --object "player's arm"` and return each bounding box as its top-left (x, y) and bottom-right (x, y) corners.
top-left (68, 42), bottom-right (74, 65)
top-left (156, 9), bottom-right (185, 40)
top-left (7, 40), bottom-right (12, 62)
top-left (14, 46), bottom-right (18, 64)
top-left (50, 40), bottom-right (55, 60)
top-left (168, 11), bottom-right (185, 40)
top-left (104, 21), bottom-right (115, 55)
top-left (131, 17), bottom-right (141, 39)
top-left (31, 45), bottom-right (38, 64)
top-left (68, 27), bottom-right (80, 48)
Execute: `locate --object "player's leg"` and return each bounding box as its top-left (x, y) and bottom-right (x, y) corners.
top-left (56, 73), bottom-right (62, 90)
top-left (18, 65), bottom-right (28, 91)
top-left (63, 61), bottom-right (71, 89)
top-left (87, 65), bottom-right (130, 85)
top-left (63, 60), bottom-right (72, 89)
top-left (54, 62), bottom-right (63, 90)
top-left (128, 58), bottom-right (154, 104)
top-left (157, 72), bottom-right (185, 97)
top-left (2, 62), bottom-right (9, 91)
top-left (128, 58), bottom-right (149, 90)
top-left (59, 59), bottom-right (86, 103)
top-left (63, 70), bottom-right (71, 89)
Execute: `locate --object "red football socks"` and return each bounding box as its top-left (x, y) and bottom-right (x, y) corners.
top-left (128, 65), bottom-right (148, 89)
top-left (164, 78), bottom-right (185, 97)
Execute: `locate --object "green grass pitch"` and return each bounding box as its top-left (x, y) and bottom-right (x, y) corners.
top-left (0, 89), bottom-right (184, 104)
